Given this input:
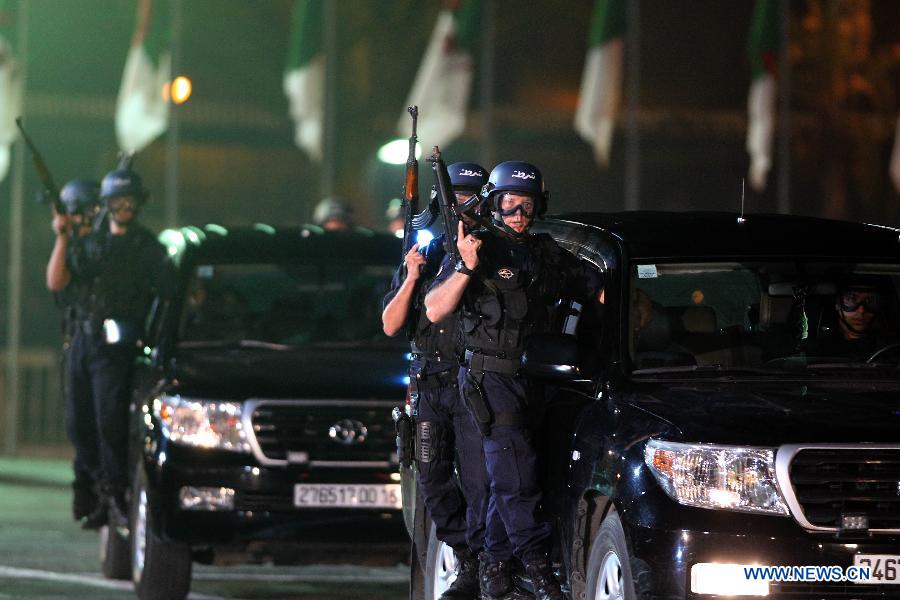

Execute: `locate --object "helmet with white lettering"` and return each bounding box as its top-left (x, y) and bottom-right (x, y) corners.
top-left (481, 160), bottom-right (549, 218)
top-left (448, 162), bottom-right (488, 193)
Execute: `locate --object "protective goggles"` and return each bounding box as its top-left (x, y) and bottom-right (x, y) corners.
top-left (497, 198), bottom-right (536, 218)
top-left (838, 291), bottom-right (883, 313)
top-left (108, 197), bottom-right (138, 211)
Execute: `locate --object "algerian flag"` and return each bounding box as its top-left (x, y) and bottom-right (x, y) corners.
top-left (0, 0), bottom-right (22, 182)
top-left (890, 110), bottom-right (900, 194)
top-left (397, 0), bottom-right (479, 150)
top-left (116, 0), bottom-right (171, 153)
top-left (284, 0), bottom-right (324, 161)
top-left (746, 0), bottom-right (778, 193)
top-left (574, 0), bottom-right (626, 168)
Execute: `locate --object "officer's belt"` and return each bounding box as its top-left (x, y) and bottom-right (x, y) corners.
top-left (414, 368), bottom-right (458, 391)
top-left (464, 350), bottom-right (520, 376)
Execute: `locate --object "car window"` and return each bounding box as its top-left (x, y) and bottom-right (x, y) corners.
top-left (629, 261), bottom-right (900, 376)
top-left (178, 262), bottom-right (396, 346)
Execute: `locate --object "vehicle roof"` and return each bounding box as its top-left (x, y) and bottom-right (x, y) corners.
top-left (550, 211), bottom-right (900, 260)
top-left (159, 224), bottom-right (402, 266)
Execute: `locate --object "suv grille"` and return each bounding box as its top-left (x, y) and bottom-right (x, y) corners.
top-left (247, 400), bottom-right (396, 467)
top-left (787, 448), bottom-right (900, 531)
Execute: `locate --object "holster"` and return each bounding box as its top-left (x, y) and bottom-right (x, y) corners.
top-left (462, 370), bottom-right (493, 436)
top-left (391, 407), bottom-right (414, 469)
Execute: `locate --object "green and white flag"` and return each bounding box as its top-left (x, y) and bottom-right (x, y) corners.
top-left (890, 110), bottom-right (900, 194)
top-left (746, 0), bottom-right (777, 193)
top-left (397, 0), bottom-right (479, 150)
top-left (116, 0), bottom-right (171, 153)
top-left (284, 0), bottom-right (323, 161)
top-left (574, 0), bottom-right (626, 168)
top-left (0, 0), bottom-right (22, 182)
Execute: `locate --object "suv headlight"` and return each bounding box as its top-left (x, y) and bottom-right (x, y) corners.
top-left (644, 440), bottom-right (788, 515)
top-left (153, 394), bottom-right (251, 453)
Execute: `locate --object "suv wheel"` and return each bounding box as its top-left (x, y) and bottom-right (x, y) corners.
top-left (425, 523), bottom-right (457, 599)
top-left (131, 465), bottom-right (193, 600)
top-left (586, 512), bottom-right (640, 600)
top-left (99, 524), bottom-right (130, 580)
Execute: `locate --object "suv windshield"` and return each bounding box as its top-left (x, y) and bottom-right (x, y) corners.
top-left (629, 261), bottom-right (900, 375)
top-left (178, 262), bottom-right (395, 347)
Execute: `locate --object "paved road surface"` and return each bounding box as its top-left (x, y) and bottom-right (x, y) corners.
top-left (0, 457), bottom-right (409, 599)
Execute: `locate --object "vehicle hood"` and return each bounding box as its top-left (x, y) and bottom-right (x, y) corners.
top-left (167, 343), bottom-right (409, 400)
top-left (620, 380), bottom-right (900, 445)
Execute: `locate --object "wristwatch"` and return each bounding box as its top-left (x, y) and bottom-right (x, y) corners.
top-left (454, 260), bottom-right (475, 276)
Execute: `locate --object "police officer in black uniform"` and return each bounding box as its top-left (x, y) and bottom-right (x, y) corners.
top-left (46, 178), bottom-right (102, 523)
top-left (425, 161), bottom-right (603, 600)
top-left (48, 165), bottom-right (168, 531)
top-left (383, 163), bottom-right (512, 599)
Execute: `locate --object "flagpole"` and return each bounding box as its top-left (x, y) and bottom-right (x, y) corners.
top-left (5, 0), bottom-right (28, 457)
top-left (479, 0), bottom-right (496, 168)
top-left (776, 0), bottom-right (791, 214)
top-left (164, 0), bottom-right (182, 227)
top-left (624, 0), bottom-right (640, 211)
top-left (320, 0), bottom-right (337, 199)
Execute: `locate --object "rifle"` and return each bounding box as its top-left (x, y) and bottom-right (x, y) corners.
top-left (401, 106), bottom-right (420, 260)
top-left (15, 117), bottom-right (65, 214)
top-left (428, 146), bottom-right (463, 265)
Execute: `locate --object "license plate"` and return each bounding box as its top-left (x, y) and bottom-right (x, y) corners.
top-left (293, 484), bottom-right (401, 509)
top-left (854, 554), bottom-right (900, 584)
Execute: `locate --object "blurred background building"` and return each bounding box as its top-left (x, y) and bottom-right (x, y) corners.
top-left (2, 0), bottom-right (900, 451)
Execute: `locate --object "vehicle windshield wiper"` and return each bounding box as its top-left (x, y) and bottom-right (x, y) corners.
top-left (631, 364), bottom-right (784, 376)
top-left (802, 361), bottom-right (900, 370)
top-left (178, 339), bottom-right (293, 351)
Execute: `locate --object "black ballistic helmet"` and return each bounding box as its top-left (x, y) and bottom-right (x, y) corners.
top-left (59, 178), bottom-right (100, 215)
top-left (100, 168), bottom-right (148, 205)
top-left (482, 160), bottom-right (550, 218)
top-left (448, 162), bottom-right (488, 193)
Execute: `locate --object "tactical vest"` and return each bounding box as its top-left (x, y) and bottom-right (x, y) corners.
top-left (410, 239), bottom-right (460, 368)
top-left (461, 233), bottom-right (569, 359)
top-left (71, 225), bottom-right (164, 326)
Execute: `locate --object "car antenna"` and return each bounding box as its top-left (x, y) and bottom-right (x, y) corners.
top-left (736, 178), bottom-right (747, 225)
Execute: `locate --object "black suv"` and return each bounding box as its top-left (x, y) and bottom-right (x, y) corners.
top-left (407, 212), bottom-right (900, 599)
top-left (101, 225), bottom-right (410, 600)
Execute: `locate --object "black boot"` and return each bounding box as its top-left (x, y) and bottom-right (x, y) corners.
top-left (81, 482), bottom-right (108, 530)
top-left (479, 553), bottom-right (534, 600)
top-left (524, 556), bottom-right (564, 600)
top-left (438, 547), bottom-right (480, 599)
top-left (100, 482), bottom-right (130, 537)
top-left (72, 479), bottom-right (98, 521)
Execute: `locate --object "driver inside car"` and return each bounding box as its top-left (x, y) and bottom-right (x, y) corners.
top-left (802, 277), bottom-right (895, 361)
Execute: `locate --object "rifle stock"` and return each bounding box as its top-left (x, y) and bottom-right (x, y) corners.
top-left (15, 117), bottom-right (64, 214)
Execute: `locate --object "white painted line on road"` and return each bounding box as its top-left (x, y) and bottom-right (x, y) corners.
top-left (191, 570), bottom-right (408, 583)
top-left (0, 566), bottom-right (224, 600)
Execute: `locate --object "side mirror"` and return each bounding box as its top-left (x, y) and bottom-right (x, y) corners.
top-left (521, 333), bottom-right (581, 380)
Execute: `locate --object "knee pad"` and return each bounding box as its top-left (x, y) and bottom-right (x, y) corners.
top-left (416, 420), bottom-right (453, 464)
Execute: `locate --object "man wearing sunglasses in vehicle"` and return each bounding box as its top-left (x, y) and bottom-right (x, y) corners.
top-left (804, 277), bottom-right (894, 361)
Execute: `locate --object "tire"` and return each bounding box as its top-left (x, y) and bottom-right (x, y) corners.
top-left (585, 512), bottom-right (645, 600)
top-left (409, 539), bottom-right (426, 599)
top-left (99, 524), bottom-right (131, 580)
top-left (131, 465), bottom-right (193, 600)
top-left (424, 522), bottom-right (457, 600)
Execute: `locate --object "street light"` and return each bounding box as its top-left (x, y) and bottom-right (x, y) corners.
top-left (377, 138), bottom-right (421, 165)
